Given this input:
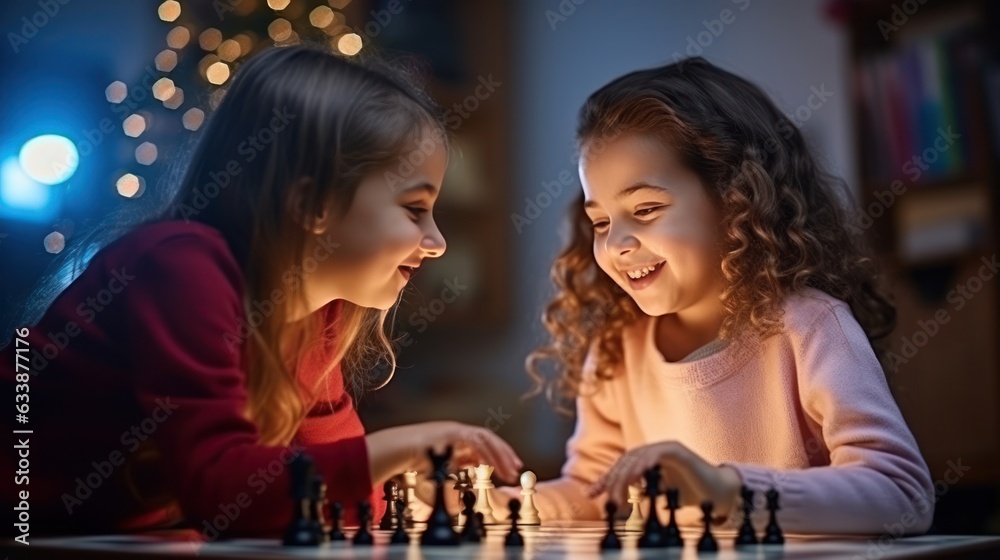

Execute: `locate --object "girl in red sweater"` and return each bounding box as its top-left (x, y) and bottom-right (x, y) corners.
top-left (1, 45), bottom-right (520, 537)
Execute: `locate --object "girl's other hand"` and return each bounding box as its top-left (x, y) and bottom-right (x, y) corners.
top-left (367, 421), bottom-right (523, 486)
top-left (589, 441), bottom-right (742, 518)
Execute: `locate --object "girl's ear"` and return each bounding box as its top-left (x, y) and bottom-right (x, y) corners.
top-left (287, 177), bottom-right (333, 234)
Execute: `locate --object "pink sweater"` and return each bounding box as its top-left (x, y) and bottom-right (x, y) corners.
top-left (533, 288), bottom-right (935, 535)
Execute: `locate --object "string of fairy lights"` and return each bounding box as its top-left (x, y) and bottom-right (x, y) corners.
top-left (33, 1), bottom-right (364, 255)
top-left (102, 0), bottom-right (362, 201)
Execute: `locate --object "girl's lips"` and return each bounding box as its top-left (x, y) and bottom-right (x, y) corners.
top-left (624, 262), bottom-right (664, 291)
top-left (398, 266), bottom-right (418, 281)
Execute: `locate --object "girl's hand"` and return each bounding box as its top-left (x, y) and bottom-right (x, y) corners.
top-left (366, 421), bottom-right (522, 486)
top-left (589, 441), bottom-right (742, 518)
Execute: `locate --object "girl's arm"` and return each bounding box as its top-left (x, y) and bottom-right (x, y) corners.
top-left (725, 302), bottom-right (935, 535)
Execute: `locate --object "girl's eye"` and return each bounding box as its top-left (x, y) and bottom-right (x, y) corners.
top-left (591, 221), bottom-right (609, 232)
top-left (635, 206), bottom-right (665, 217)
top-left (405, 205), bottom-right (429, 218)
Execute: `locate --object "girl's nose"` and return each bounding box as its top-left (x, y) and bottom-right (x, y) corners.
top-left (421, 221), bottom-right (447, 258)
top-left (605, 224), bottom-right (639, 256)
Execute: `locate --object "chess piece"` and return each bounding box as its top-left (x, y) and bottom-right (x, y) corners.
top-left (476, 512), bottom-right (487, 539)
top-left (697, 500), bottom-right (719, 552)
top-left (637, 466), bottom-right (667, 548)
top-left (599, 501), bottom-right (622, 550)
top-left (352, 501), bottom-right (374, 545)
top-left (473, 464), bottom-right (498, 524)
top-left (662, 487), bottom-right (684, 547)
top-left (762, 488), bottom-right (784, 545)
top-left (402, 470), bottom-right (418, 528)
top-left (310, 476), bottom-right (330, 543)
top-left (734, 486), bottom-right (759, 546)
top-left (420, 447), bottom-right (460, 546)
top-left (504, 499), bottom-right (525, 547)
top-left (460, 491), bottom-right (482, 543)
top-left (454, 471), bottom-right (471, 526)
top-left (519, 471), bottom-right (541, 525)
top-left (282, 453), bottom-right (322, 546)
top-left (329, 502), bottom-right (346, 541)
top-left (390, 498), bottom-right (409, 544)
top-left (379, 480), bottom-right (397, 530)
top-left (624, 483), bottom-right (645, 531)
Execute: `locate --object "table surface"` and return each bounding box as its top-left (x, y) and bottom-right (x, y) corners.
top-left (6, 522), bottom-right (1000, 560)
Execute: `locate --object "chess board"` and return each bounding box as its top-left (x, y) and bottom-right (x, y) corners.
top-left (5, 523), bottom-right (1000, 560)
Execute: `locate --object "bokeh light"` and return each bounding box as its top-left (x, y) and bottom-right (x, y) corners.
top-left (158, 0), bottom-right (181, 23)
top-left (123, 114), bottom-right (146, 138)
top-left (18, 135), bottom-right (79, 185)
top-left (105, 81), bottom-right (127, 104)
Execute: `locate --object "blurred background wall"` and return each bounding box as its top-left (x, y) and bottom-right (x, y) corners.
top-left (1, 0), bottom-right (997, 534)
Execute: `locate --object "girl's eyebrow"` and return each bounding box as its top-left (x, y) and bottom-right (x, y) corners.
top-left (584, 182), bottom-right (669, 209)
top-left (398, 182), bottom-right (438, 196)
top-left (616, 183), bottom-right (669, 200)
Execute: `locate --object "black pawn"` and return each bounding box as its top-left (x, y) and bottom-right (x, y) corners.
top-left (283, 453), bottom-right (322, 546)
top-left (379, 480), bottom-right (398, 530)
top-left (329, 502), bottom-right (346, 541)
top-left (599, 501), bottom-right (622, 550)
top-left (662, 487), bottom-right (684, 547)
top-left (390, 498), bottom-right (409, 544)
top-left (504, 499), bottom-right (524, 547)
top-left (696, 500), bottom-right (718, 553)
top-left (734, 486), bottom-right (759, 546)
top-left (459, 491), bottom-right (482, 543)
top-left (637, 466), bottom-right (667, 548)
top-left (309, 476), bottom-right (330, 543)
top-left (476, 512), bottom-right (487, 539)
top-left (420, 446), bottom-right (460, 546)
top-left (352, 501), bottom-right (374, 545)
top-left (762, 488), bottom-right (784, 545)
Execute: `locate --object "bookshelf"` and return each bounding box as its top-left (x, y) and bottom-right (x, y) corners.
top-left (847, 0), bottom-right (1000, 532)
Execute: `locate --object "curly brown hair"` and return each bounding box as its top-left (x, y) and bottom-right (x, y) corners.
top-left (527, 57), bottom-right (896, 414)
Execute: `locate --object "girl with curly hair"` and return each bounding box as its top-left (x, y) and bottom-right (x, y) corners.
top-left (522, 58), bottom-right (934, 535)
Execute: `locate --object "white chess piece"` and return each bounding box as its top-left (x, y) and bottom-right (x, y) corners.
top-left (402, 470), bottom-right (418, 523)
top-left (473, 464), bottom-right (498, 524)
top-left (625, 483), bottom-right (644, 531)
top-left (519, 471), bottom-right (541, 525)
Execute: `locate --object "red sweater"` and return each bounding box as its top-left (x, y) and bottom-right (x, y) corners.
top-left (1, 220), bottom-right (378, 537)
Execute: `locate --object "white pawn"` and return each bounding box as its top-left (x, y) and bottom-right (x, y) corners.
top-left (519, 471), bottom-right (541, 526)
top-left (624, 483), bottom-right (644, 531)
top-left (473, 464), bottom-right (498, 524)
top-left (402, 470), bottom-right (418, 522)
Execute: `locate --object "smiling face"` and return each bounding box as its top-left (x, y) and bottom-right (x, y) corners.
top-left (580, 132), bottom-right (724, 319)
top-left (299, 129), bottom-right (448, 315)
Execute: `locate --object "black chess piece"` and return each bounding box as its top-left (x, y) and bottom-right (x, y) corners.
top-left (762, 488), bottom-right (784, 545)
top-left (379, 480), bottom-right (398, 530)
top-left (390, 498), bottom-right (409, 544)
top-left (309, 475), bottom-right (330, 543)
top-left (329, 502), bottom-right (347, 541)
top-left (420, 446), bottom-right (460, 546)
top-left (352, 501), bottom-right (374, 545)
top-left (599, 501), bottom-right (622, 550)
top-left (697, 500), bottom-right (719, 553)
top-left (283, 453), bottom-right (322, 546)
top-left (735, 486), bottom-right (759, 546)
top-left (476, 512), bottom-right (487, 539)
top-left (637, 466), bottom-right (667, 548)
top-left (662, 487), bottom-right (684, 547)
top-left (459, 490), bottom-right (482, 543)
top-left (454, 471), bottom-right (471, 525)
top-left (504, 499), bottom-right (525, 547)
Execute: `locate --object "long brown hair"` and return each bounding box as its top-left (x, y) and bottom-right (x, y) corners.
top-left (13, 44), bottom-right (448, 444)
top-left (528, 57), bottom-right (895, 413)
